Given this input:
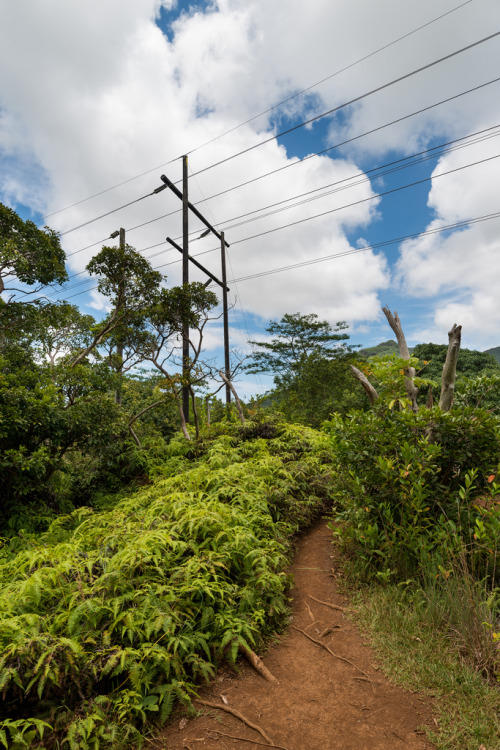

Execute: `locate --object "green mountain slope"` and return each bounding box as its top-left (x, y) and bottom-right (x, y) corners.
top-left (485, 346), bottom-right (500, 364)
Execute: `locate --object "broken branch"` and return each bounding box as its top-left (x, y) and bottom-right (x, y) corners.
top-left (239, 643), bottom-right (279, 684)
top-left (350, 365), bottom-right (379, 405)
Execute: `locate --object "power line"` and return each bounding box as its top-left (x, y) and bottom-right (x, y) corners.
top-left (58, 184), bottom-right (167, 237)
top-left (184, 0), bottom-right (474, 157)
top-left (55, 209), bottom-right (500, 302)
top-left (41, 0), bottom-right (473, 222)
top-left (37, 142), bottom-right (500, 300)
top-left (64, 145), bottom-right (500, 299)
top-left (162, 76), bottom-right (500, 221)
top-left (181, 152), bottom-right (500, 256)
top-left (230, 211), bottom-right (500, 283)
top-left (198, 128), bottom-right (500, 235)
top-left (190, 30), bottom-right (500, 180)
top-left (61, 75), bottom-right (500, 260)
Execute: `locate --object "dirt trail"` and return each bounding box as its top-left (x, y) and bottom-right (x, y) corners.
top-left (154, 520), bottom-right (436, 750)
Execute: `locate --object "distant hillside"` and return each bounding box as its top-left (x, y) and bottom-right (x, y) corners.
top-left (358, 340), bottom-right (408, 358)
top-left (485, 346), bottom-right (500, 364)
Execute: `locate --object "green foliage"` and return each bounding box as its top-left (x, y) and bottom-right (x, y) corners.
top-left (0, 422), bottom-right (335, 748)
top-left (271, 351), bottom-right (366, 428)
top-left (358, 339), bottom-right (400, 358)
top-left (455, 372), bottom-right (500, 414)
top-left (245, 312), bottom-right (360, 427)
top-left (246, 313), bottom-right (351, 376)
top-left (414, 343), bottom-right (500, 382)
top-left (0, 203), bottom-right (67, 291)
top-left (324, 406), bottom-right (500, 581)
top-left (86, 245), bottom-right (162, 311)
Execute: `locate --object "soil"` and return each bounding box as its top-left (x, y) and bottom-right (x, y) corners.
top-left (153, 519), bottom-right (437, 750)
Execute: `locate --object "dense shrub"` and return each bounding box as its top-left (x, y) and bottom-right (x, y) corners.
top-left (324, 406), bottom-right (500, 581)
top-left (0, 423), bottom-right (335, 748)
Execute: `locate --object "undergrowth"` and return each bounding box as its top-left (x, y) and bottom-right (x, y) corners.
top-left (350, 584), bottom-right (500, 750)
top-left (0, 421), bottom-right (335, 749)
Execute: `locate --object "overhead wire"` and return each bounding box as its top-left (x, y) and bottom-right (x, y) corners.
top-left (60, 74), bottom-right (500, 261)
top-left (41, 126), bottom-right (500, 300)
top-left (41, 151), bottom-right (500, 303)
top-left (47, 28), bottom-right (500, 243)
top-left (41, 0), bottom-right (473, 222)
top-left (184, 0), bottom-right (474, 156)
top-left (188, 30), bottom-right (500, 179)
top-left (230, 211), bottom-right (500, 283)
top-left (57, 209), bottom-right (500, 301)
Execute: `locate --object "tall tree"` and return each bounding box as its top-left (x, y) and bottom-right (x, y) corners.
top-left (71, 244), bottom-right (162, 366)
top-left (246, 313), bottom-right (351, 376)
top-left (0, 203), bottom-right (66, 297)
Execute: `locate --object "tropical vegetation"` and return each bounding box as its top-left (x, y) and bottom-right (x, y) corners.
top-left (0, 203), bottom-right (498, 748)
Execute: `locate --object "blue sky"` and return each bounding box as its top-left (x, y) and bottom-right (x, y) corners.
top-left (1, 0), bottom-right (500, 397)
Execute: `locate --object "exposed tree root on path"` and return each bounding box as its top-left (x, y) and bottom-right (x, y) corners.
top-left (195, 699), bottom-right (275, 746)
top-left (209, 729), bottom-right (291, 749)
top-left (291, 625), bottom-right (372, 682)
top-left (239, 643), bottom-right (279, 684)
top-left (308, 594), bottom-right (345, 612)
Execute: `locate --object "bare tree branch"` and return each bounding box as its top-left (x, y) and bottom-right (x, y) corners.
top-left (382, 307), bottom-right (419, 411)
top-left (439, 323), bottom-right (462, 411)
top-left (219, 370), bottom-right (245, 424)
top-left (350, 365), bottom-right (379, 405)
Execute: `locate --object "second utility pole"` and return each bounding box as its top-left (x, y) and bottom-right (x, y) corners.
top-left (182, 155), bottom-right (190, 423)
top-left (220, 231), bottom-right (231, 409)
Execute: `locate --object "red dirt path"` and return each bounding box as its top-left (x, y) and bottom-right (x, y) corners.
top-left (154, 519), bottom-right (437, 750)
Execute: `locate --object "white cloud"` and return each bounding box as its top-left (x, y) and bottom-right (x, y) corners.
top-left (0, 0), bottom-right (499, 350)
top-left (396, 135), bottom-right (500, 349)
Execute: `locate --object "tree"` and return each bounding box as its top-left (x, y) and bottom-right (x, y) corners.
top-left (246, 313), bottom-right (351, 376)
top-left (246, 313), bottom-right (358, 426)
top-left (0, 202), bottom-right (67, 297)
top-left (351, 308), bottom-right (463, 412)
top-left (414, 342), bottom-right (500, 381)
top-left (137, 283), bottom-right (219, 440)
top-left (71, 244), bottom-right (163, 367)
top-left (36, 302), bottom-right (96, 365)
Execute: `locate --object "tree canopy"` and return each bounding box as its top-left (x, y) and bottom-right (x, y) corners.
top-left (0, 202), bottom-right (67, 294)
top-left (246, 313), bottom-right (351, 376)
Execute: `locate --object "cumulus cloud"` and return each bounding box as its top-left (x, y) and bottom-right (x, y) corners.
top-left (396, 134), bottom-right (500, 349)
top-left (0, 0), bottom-right (498, 353)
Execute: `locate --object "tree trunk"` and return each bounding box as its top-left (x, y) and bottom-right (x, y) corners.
top-left (219, 371), bottom-right (245, 424)
top-left (173, 392), bottom-right (191, 440)
top-left (439, 324), bottom-right (462, 411)
top-left (350, 365), bottom-right (379, 405)
top-left (382, 307), bottom-right (419, 412)
top-left (190, 387), bottom-right (200, 439)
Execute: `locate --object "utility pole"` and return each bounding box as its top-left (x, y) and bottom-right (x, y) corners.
top-left (109, 227), bottom-right (126, 405)
top-left (182, 155), bottom-right (190, 423)
top-left (158, 168), bottom-right (232, 416)
top-left (220, 232), bottom-right (231, 409)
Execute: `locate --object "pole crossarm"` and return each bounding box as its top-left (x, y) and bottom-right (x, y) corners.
top-left (166, 237), bottom-right (230, 292)
top-left (160, 173), bottom-right (230, 247)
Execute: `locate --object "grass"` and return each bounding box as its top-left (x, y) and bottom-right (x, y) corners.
top-left (350, 582), bottom-right (500, 750)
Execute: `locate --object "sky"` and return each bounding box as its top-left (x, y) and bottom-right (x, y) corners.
top-left (1, 0), bottom-right (500, 397)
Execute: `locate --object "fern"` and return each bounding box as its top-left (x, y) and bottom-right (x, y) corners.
top-left (0, 422), bottom-right (336, 748)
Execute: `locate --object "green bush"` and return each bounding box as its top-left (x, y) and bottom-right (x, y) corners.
top-left (0, 423), bottom-right (335, 748)
top-left (324, 406), bottom-right (500, 580)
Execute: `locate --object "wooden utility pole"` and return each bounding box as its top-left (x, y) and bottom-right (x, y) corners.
top-left (182, 155), bottom-right (190, 423)
top-left (220, 232), bottom-right (231, 408)
top-left (110, 227), bottom-right (126, 405)
top-left (158, 168), bottom-right (233, 415)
